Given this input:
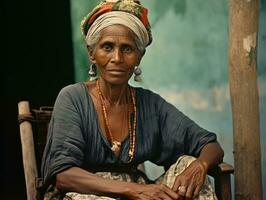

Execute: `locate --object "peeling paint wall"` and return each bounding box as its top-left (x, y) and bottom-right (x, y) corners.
top-left (243, 32), bottom-right (257, 66)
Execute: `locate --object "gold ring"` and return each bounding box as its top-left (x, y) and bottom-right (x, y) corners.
top-left (178, 185), bottom-right (187, 194)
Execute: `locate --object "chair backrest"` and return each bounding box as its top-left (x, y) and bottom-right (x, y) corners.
top-left (18, 101), bottom-right (234, 200)
top-left (31, 106), bottom-right (53, 175)
top-left (18, 101), bottom-right (53, 200)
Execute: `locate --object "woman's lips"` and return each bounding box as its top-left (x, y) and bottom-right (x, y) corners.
top-left (107, 69), bottom-right (126, 75)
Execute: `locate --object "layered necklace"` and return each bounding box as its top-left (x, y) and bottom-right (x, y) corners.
top-left (96, 79), bottom-right (136, 162)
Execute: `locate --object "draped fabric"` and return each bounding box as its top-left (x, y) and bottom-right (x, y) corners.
top-left (41, 82), bottom-right (217, 186)
top-left (44, 156), bottom-right (217, 200)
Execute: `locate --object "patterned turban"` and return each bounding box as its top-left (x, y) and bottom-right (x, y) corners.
top-left (80, 0), bottom-right (152, 47)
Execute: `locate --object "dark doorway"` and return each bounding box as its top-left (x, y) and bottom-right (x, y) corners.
top-left (2, 0), bottom-right (74, 199)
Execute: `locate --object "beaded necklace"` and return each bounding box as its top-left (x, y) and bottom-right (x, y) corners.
top-left (96, 79), bottom-right (136, 162)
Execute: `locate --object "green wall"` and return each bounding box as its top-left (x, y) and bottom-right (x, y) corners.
top-left (70, 0), bottom-right (266, 198)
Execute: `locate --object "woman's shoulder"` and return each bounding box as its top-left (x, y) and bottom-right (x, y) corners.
top-left (59, 82), bottom-right (86, 95)
top-left (55, 82), bottom-right (88, 104)
top-left (135, 87), bottom-right (165, 102)
top-left (135, 87), bottom-right (167, 112)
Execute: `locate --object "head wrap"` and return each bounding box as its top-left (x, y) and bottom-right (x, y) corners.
top-left (80, 0), bottom-right (152, 47)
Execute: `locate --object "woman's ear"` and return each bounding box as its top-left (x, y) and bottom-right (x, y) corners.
top-left (87, 46), bottom-right (96, 64)
top-left (137, 49), bottom-right (146, 66)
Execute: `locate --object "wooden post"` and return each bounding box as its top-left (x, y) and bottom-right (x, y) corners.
top-left (228, 0), bottom-right (262, 199)
top-left (18, 101), bottom-right (38, 200)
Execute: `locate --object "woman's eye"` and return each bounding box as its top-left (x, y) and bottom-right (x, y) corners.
top-left (102, 44), bottom-right (112, 51)
top-left (122, 45), bottom-right (132, 53)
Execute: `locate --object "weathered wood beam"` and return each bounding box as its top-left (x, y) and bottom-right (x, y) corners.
top-left (18, 101), bottom-right (38, 200)
top-left (228, 0), bottom-right (262, 199)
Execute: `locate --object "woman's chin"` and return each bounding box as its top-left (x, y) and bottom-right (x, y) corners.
top-left (103, 76), bottom-right (130, 85)
top-left (100, 73), bottom-right (132, 85)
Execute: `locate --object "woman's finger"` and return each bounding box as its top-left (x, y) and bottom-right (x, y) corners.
top-left (177, 194), bottom-right (184, 200)
top-left (160, 192), bottom-right (177, 200)
top-left (185, 182), bottom-right (195, 200)
top-left (177, 185), bottom-right (187, 197)
top-left (172, 177), bottom-right (182, 193)
top-left (184, 183), bottom-right (195, 200)
top-left (193, 185), bottom-right (202, 198)
top-left (160, 184), bottom-right (179, 200)
top-left (172, 176), bottom-right (189, 198)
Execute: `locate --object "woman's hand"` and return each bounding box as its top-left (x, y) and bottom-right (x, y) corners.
top-left (171, 159), bottom-right (207, 200)
top-left (126, 183), bottom-right (179, 200)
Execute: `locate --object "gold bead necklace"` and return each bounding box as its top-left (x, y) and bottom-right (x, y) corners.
top-left (96, 79), bottom-right (136, 162)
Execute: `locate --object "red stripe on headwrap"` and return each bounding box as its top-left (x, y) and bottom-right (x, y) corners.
top-left (88, 3), bottom-right (113, 25)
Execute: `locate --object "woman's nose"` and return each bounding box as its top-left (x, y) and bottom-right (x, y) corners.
top-left (111, 49), bottom-right (123, 63)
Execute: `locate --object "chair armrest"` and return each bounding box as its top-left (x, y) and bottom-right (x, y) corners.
top-left (208, 162), bottom-right (234, 177)
top-left (208, 162), bottom-right (234, 200)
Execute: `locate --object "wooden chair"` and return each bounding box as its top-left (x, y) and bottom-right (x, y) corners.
top-left (18, 101), bottom-right (234, 200)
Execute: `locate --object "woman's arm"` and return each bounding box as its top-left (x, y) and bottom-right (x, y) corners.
top-left (198, 142), bottom-right (224, 171)
top-left (56, 167), bottom-right (130, 197)
top-left (56, 167), bottom-right (179, 200)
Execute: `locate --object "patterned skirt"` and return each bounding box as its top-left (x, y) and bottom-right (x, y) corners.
top-left (44, 156), bottom-right (217, 200)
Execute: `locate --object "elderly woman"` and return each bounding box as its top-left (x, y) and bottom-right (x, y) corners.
top-left (41, 0), bottom-right (224, 200)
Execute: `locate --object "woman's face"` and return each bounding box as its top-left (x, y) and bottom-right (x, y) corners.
top-left (90, 25), bottom-right (142, 85)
